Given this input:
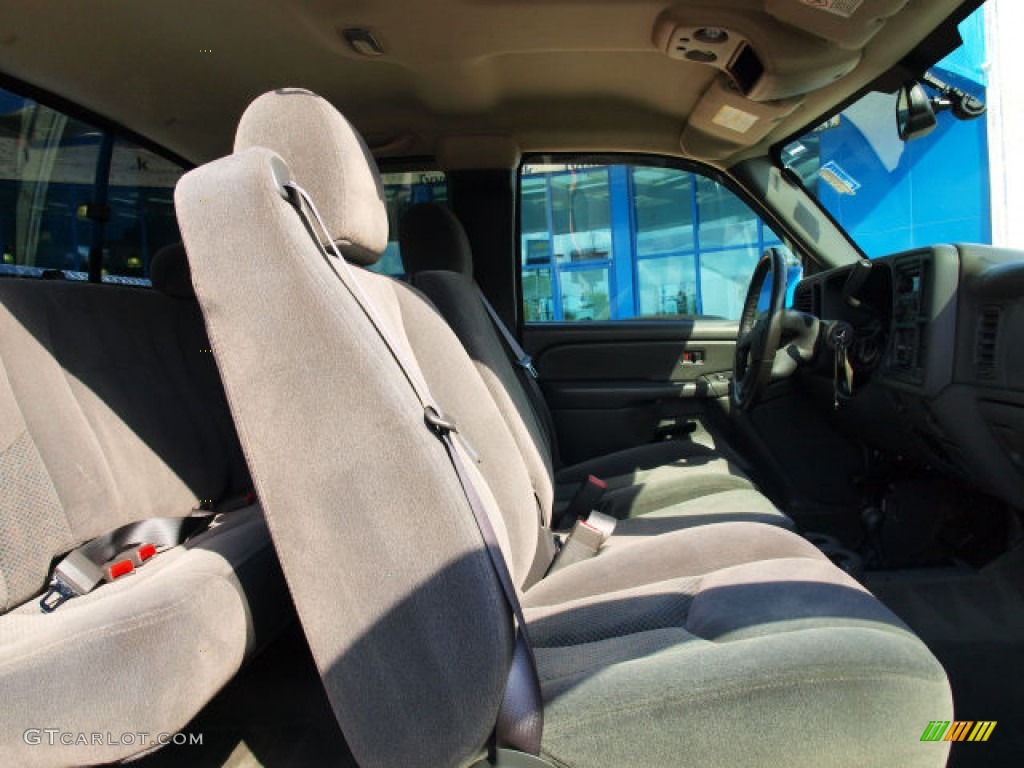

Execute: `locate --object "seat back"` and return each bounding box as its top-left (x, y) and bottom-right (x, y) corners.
top-left (178, 88), bottom-right (545, 767)
top-left (0, 272), bottom-right (248, 613)
top-left (400, 203), bottom-right (558, 520)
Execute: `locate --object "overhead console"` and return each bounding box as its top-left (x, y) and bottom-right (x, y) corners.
top-left (654, 0), bottom-right (912, 159)
top-left (653, 9), bottom-right (862, 103)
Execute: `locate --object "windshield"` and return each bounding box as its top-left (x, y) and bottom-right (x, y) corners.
top-left (782, 8), bottom-right (993, 258)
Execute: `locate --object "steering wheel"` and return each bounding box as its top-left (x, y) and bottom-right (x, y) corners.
top-left (732, 248), bottom-right (787, 410)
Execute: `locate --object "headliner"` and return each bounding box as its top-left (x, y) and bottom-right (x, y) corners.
top-left (0, 0), bottom-right (973, 167)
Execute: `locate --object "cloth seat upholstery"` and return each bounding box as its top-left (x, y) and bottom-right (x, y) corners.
top-left (400, 202), bottom-right (791, 531)
top-left (173, 88), bottom-right (952, 768)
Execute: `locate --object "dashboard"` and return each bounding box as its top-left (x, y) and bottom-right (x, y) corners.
top-left (792, 245), bottom-right (1024, 508)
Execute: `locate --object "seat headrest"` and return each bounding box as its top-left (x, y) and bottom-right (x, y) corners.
top-left (233, 88), bottom-right (388, 266)
top-left (150, 242), bottom-right (195, 298)
top-left (398, 203), bottom-right (473, 278)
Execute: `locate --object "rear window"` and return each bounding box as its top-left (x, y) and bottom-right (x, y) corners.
top-left (370, 170), bottom-right (448, 277)
top-left (0, 86), bottom-right (185, 284)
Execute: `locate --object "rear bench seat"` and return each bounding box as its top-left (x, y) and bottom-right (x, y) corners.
top-left (0, 248), bottom-right (288, 768)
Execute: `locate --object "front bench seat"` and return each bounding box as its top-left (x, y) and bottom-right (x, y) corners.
top-left (176, 87), bottom-right (952, 768)
top-left (399, 202), bottom-right (789, 531)
top-left (0, 265), bottom-right (288, 767)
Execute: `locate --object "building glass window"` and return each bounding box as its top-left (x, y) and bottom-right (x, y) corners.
top-left (0, 87), bottom-right (186, 285)
top-left (102, 139), bottom-right (184, 284)
top-left (520, 162), bottom-right (799, 323)
top-left (0, 94), bottom-right (102, 279)
top-left (372, 170), bottom-right (448, 277)
top-left (520, 164), bottom-right (615, 322)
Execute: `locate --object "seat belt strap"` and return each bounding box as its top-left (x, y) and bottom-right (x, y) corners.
top-left (477, 286), bottom-right (537, 379)
top-left (285, 182), bottom-right (544, 756)
top-left (475, 285), bottom-right (560, 467)
top-left (39, 511), bottom-right (216, 613)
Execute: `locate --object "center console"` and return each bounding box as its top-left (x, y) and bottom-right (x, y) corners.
top-left (885, 254), bottom-right (929, 385)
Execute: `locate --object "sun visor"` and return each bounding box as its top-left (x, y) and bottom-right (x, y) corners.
top-left (765, 0), bottom-right (911, 51)
top-left (680, 76), bottom-right (802, 160)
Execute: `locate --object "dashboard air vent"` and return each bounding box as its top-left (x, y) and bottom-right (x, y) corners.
top-left (895, 256), bottom-right (923, 286)
top-left (792, 283), bottom-right (814, 314)
top-left (974, 307), bottom-right (1001, 379)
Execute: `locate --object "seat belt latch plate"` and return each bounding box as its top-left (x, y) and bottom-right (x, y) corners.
top-left (518, 356), bottom-right (539, 379)
top-left (39, 550), bottom-right (104, 613)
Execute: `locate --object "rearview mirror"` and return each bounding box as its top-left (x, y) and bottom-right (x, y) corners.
top-left (896, 83), bottom-right (937, 142)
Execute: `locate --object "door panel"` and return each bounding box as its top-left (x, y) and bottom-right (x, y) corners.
top-left (524, 320), bottom-right (737, 465)
top-left (517, 159), bottom-right (799, 469)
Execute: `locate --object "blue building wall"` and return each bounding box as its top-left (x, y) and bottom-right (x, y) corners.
top-left (815, 9), bottom-right (990, 257)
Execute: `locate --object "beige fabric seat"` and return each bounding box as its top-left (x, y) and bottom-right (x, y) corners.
top-left (399, 202), bottom-right (791, 531)
top-left (0, 261), bottom-right (289, 767)
top-left (528, 522), bottom-right (950, 767)
top-left (176, 88), bottom-right (952, 768)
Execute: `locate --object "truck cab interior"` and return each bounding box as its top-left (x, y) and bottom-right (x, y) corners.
top-left (0, 1), bottom-right (1021, 767)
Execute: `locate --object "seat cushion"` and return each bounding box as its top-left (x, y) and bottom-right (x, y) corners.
top-left (0, 506), bottom-right (288, 768)
top-left (607, 489), bottom-right (794, 542)
top-left (554, 438), bottom-right (736, 488)
top-left (525, 523), bottom-right (952, 768)
top-left (553, 440), bottom-right (791, 529)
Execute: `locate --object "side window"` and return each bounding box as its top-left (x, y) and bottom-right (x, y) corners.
top-left (102, 139), bottom-right (184, 284)
top-left (372, 170), bottom-right (448, 277)
top-left (0, 87), bottom-right (185, 284)
top-left (0, 93), bottom-right (102, 279)
top-left (519, 162), bottom-right (800, 322)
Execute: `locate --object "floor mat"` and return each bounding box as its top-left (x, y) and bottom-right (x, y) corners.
top-left (867, 545), bottom-right (1024, 768)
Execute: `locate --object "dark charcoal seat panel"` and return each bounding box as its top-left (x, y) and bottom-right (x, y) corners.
top-left (176, 88), bottom-right (952, 768)
top-left (528, 523), bottom-right (952, 767)
top-left (0, 265), bottom-right (287, 767)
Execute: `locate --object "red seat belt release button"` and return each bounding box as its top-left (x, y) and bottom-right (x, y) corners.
top-left (105, 559), bottom-right (135, 581)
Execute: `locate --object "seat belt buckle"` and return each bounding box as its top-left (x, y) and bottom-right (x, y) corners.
top-left (39, 543), bottom-right (156, 613)
top-left (557, 475), bottom-right (606, 529)
top-left (104, 558), bottom-right (136, 581)
top-left (122, 543), bottom-right (158, 568)
top-left (584, 510), bottom-right (618, 540)
top-left (546, 513), bottom-right (617, 575)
